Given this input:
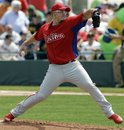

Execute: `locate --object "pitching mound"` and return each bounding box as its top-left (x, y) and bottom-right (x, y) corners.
top-left (0, 119), bottom-right (124, 130)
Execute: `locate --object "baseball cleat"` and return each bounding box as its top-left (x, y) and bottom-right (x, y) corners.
top-left (109, 114), bottom-right (123, 124)
top-left (4, 113), bottom-right (15, 122)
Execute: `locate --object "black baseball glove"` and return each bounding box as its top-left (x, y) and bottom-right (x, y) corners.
top-left (92, 10), bottom-right (100, 28)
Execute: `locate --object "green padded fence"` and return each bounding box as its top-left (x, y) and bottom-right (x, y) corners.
top-left (0, 60), bottom-right (124, 87)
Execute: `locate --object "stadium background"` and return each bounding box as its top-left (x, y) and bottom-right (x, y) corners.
top-left (0, 0), bottom-right (124, 87)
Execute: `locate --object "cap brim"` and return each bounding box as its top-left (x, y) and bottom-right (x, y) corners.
top-left (59, 7), bottom-right (71, 12)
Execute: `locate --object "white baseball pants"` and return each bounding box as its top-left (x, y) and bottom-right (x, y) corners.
top-left (11, 60), bottom-right (114, 118)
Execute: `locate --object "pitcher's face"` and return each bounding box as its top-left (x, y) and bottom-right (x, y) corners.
top-left (52, 10), bottom-right (67, 22)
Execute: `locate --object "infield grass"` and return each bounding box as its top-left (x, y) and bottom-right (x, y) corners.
top-left (0, 86), bottom-right (124, 127)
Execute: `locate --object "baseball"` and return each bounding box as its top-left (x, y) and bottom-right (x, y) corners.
top-left (20, 51), bottom-right (25, 56)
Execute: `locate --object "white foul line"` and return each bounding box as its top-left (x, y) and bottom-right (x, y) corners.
top-left (0, 91), bottom-right (124, 96)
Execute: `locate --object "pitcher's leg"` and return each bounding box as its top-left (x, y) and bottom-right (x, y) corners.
top-left (11, 65), bottom-right (64, 117)
top-left (66, 61), bottom-right (114, 117)
top-left (11, 88), bottom-right (54, 117)
top-left (80, 83), bottom-right (114, 117)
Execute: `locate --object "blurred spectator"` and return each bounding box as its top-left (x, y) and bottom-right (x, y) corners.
top-left (27, 5), bottom-right (45, 23)
top-left (78, 31), bottom-right (103, 61)
top-left (0, 0), bottom-right (12, 33)
top-left (28, 15), bottom-right (44, 34)
top-left (100, 2), bottom-right (117, 22)
top-left (44, 9), bottom-right (52, 23)
top-left (0, 0), bottom-right (29, 34)
top-left (0, 0), bottom-right (12, 19)
top-left (108, 2), bottom-right (124, 87)
top-left (0, 24), bottom-right (21, 44)
top-left (108, 2), bottom-right (124, 44)
top-left (78, 28), bottom-right (99, 43)
top-left (106, 2), bottom-right (118, 18)
top-left (0, 34), bottom-right (19, 60)
top-left (27, 0), bottom-right (47, 12)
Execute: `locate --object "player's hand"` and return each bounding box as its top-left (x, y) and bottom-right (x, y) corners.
top-left (83, 8), bottom-right (97, 20)
top-left (19, 44), bottom-right (27, 56)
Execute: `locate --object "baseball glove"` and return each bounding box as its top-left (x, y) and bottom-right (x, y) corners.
top-left (92, 10), bottom-right (100, 28)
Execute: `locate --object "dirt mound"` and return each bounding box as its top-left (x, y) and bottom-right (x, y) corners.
top-left (0, 119), bottom-right (123, 130)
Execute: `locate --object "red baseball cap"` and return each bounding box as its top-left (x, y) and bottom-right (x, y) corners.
top-left (51, 2), bottom-right (71, 12)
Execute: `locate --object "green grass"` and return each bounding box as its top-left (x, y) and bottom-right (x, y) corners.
top-left (0, 95), bottom-right (124, 127)
top-left (0, 85), bottom-right (124, 93)
top-left (0, 86), bottom-right (124, 127)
